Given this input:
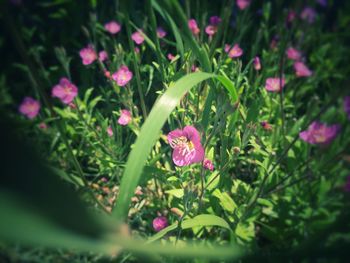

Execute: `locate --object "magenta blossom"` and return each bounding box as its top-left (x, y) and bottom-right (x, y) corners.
top-left (167, 53), bottom-right (176, 61)
top-left (286, 47), bottom-right (302, 61)
top-left (191, 65), bottom-right (199, 72)
top-left (203, 159), bottom-right (214, 171)
top-left (253, 56), bottom-right (261, 71)
top-left (299, 122), bottom-right (340, 145)
top-left (152, 216), bottom-right (168, 232)
top-left (104, 21), bottom-right (121, 34)
top-left (38, 122), bottom-right (48, 130)
top-left (226, 44), bottom-right (243, 58)
top-left (188, 19), bottom-right (200, 36)
top-left (98, 50), bottom-right (108, 62)
top-left (343, 176), bottom-right (350, 192)
top-left (112, 66), bottom-right (133, 87)
top-left (131, 31), bottom-right (145, 45)
top-left (118, 109), bottom-right (132, 126)
top-left (205, 25), bottom-right (217, 36)
top-left (19, 97), bottom-right (40, 119)
top-left (209, 16), bottom-right (222, 26)
top-left (317, 0), bottom-right (327, 7)
top-left (301, 7), bottom-right (317, 24)
top-left (79, 45), bottom-right (97, 65)
top-left (294, 61), bottom-right (313, 77)
top-left (236, 0), bottom-right (251, 10)
top-left (107, 126), bottom-right (113, 137)
top-left (265, 77), bottom-right (286, 92)
top-left (167, 126), bottom-right (204, 167)
top-left (52, 78), bottom-right (78, 104)
top-left (261, 121), bottom-right (273, 131)
top-left (287, 10), bottom-right (297, 24)
top-left (157, 27), bottom-right (167, 38)
top-left (344, 96), bottom-right (350, 120)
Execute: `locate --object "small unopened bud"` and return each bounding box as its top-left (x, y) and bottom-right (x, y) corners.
top-left (233, 147), bottom-right (240, 154)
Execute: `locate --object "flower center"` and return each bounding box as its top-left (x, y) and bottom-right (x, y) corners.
top-left (170, 136), bottom-right (196, 157)
top-left (63, 86), bottom-right (71, 94)
top-left (314, 131), bottom-right (327, 143)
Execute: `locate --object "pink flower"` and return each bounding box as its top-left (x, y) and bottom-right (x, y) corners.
top-left (205, 25), bottom-right (217, 36)
top-left (299, 121), bottom-right (340, 145)
top-left (98, 50), bottom-right (108, 62)
top-left (203, 159), bottom-right (214, 171)
top-left (167, 53), bottom-right (176, 61)
top-left (287, 10), bottom-right (297, 24)
top-left (344, 96), bottom-right (350, 120)
top-left (209, 16), bottom-right (222, 26)
top-left (131, 31), bottom-right (144, 45)
top-left (236, 0), bottom-right (251, 10)
top-left (191, 65), bottom-right (199, 72)
top-left (317, 0), bottom-right (327, 7)
top-left (112, 66), bottom-right (133, 87)
top-left (152, 216), bottom-right (168, 232)
top-left (104, 70), bottom-right (111, 79)
top-left (343, 176), bottom-right (350, 192)
top-left (226, 44), bottom-right (243, 58)
top-left (107, 126), bottom-right (113, 137)
top-left (286, 47), bottom-right (302, 61)
top-left (260, 121), bottom-right (273, 131)
top-left (38, 122), bottom-right (48, 130)
top-left (79, 45), bottom-right (97, 65)
top-left (19, 97), bottom-right (40, 119)
top-left (134, 47), bottom-right (140, 54)
top-left (157, 27), bottom-right (167, 38)
top-left (301, 7), bottom-right (317, 24)
top-left (52, 78), bottom-right (78, 104)
top-left (69, 102), bottom-right (76, 109)
top-left (265, 77), bottom-right (286, 92)
top-left (253, 56), bottom-right (261, 71)
top-left (118, 109), bottom-right (132, 126)
top-left (104, 21), bottom-right (121, 34)
top-left (188, 19), bottom-right (200, 36)
top-left (294, 61), bottom-right (312, 77)
top-left (224, 44), bottom-right (231, 53)
top-left (167, 126), bottom-right (204, 167)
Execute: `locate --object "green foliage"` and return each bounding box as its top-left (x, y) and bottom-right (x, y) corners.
top-left (1, 0), bottom-right (350, 262)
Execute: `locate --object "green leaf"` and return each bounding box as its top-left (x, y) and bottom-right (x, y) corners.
top-left (147, 214), bottom-right (231, 243)
top-left (235, 221), bottom-right (255, 243)
top-left (216, 75), bottom-right (238, 103)
top-left (213, 189), bottom-right (237, 213)
top-left (165, 189), bottom-right (184, 198)
top-left (50, 166), bottom-right (84, 187)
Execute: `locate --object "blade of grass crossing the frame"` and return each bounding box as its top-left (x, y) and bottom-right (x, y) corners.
top-left (112, 73), bottom-right (239, 221)
top-left (146, 214), bottom-right (232, 244)
top-left (0, 192), bottom-right (242, 259)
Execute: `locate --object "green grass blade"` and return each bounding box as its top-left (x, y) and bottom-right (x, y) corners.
top-left (0, 191), bottom-right (243, 259)
top-left (112, 72), bottom-right (239, 222)
top-left (112, 72), bottom-right (214, 221)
